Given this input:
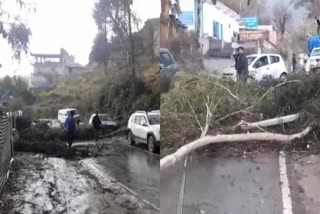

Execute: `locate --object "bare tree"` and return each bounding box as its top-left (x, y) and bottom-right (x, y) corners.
top-left (273, 3), bottom-right (293, 35)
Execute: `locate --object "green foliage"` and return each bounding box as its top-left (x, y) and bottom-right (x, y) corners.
top-left (98, 74), bottom-right (160, 121)
top-left (0, 0), bottom-right (35, 59)
top-left (0, 75), bottom-right (35, 110)
top-left (89, 32), bottom-right (111, 64)
top-left (160, 74), bottom-right (173, 93)
top-left (15, 116), bottom-right (32, 131)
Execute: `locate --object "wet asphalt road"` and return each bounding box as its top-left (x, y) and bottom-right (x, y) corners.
top-left (161, 152), bottom-right (283, 214)
top-left (83, 140), bottom-right (160, 208)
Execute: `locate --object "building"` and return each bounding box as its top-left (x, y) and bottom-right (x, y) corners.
top-left (179, 0), bottom-right (240, 42)
top-left (239, 25), bottom-right (278, 46)
top-left (160, 0), bottom-right (186, 48)
top-left (31, 48), bottom-right (83, 76)
top-left (29, 48), bottom-right (84, 91)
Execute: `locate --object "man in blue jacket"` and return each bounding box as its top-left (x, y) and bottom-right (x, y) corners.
top-left (65, 111), bottom-right (76, 148)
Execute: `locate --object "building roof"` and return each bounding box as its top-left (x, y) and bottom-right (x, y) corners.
top-left (30, 53), bottom-right (61, 58)
top-left (206, 0), bottom-right (241, 22)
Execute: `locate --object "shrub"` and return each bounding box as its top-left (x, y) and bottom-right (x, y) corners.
top-left (98, 74), bottom-right (160, 121)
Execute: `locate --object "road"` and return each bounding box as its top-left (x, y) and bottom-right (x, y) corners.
top-left (161, 148), bottom-right (320, 214)
top-left (0, 138), bottom-right (159, 214)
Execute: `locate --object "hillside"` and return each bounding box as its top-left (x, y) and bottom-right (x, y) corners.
top-left (23, 61), bottom-right (159, 123)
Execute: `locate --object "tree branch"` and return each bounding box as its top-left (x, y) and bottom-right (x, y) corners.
top-left (160, 127), bottom-right (312, 170)
top-left (218, 80), bottom-right (302, 122)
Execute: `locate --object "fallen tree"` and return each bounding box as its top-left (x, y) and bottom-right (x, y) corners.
top-left (160, 126), bottom-right (312, 170)
top-left (161, 73), bottom-right (320, 167)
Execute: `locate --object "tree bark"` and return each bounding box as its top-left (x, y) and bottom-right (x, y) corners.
top-left (237, 114), bottom-right (300, 130)
top-left (160, 127), bottom-right (311, 170)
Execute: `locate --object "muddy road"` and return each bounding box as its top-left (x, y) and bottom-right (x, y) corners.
top-left (0, 139), bottom-right (159, 214)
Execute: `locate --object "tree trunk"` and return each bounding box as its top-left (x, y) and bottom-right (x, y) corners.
top-left (127, 0), bottom-right (136, 78)
top-left (160, 127), bottom-right (311, 170)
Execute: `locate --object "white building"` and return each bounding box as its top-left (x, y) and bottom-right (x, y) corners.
top-left (179, 0), bottom-right (240, 43)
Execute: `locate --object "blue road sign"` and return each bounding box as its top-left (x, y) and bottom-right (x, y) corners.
top-left (179, 11), bottom-right (194, 26)
top-left (243, 17), bottom-right (258, 28)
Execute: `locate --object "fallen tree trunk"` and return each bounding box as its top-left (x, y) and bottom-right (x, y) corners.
top-left (236, 114), bottom-right (300, 130)
top-left (160, 127), bottom-right (312, 170)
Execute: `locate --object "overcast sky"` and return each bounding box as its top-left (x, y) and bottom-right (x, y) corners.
top-left (0, 0), bottom-right (160, 77)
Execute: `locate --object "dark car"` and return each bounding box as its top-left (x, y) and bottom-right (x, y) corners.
top-left (160, 48), bottom-right (179, 76)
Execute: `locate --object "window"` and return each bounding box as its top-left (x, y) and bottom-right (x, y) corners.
top-left (134, 116), bottom-right (141, 125)
top-left (148, 114), bottom-right (160, 125)
top-left (160, 52), bottom-right (174, 67)
top-left (213, 21), bottom-right (220, 39)
top-left (140, 116), bottom-right (147, 125)
top-left (254, 56), bottom-right (269, 68)
top-left (247, 56), bottom-right (257, 65)
top-left (270, 56), bottom-right (280, 64)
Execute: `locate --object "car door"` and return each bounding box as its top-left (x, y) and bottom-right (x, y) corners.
top-left (269, 55), bottom-right (282, 78)
top-left (252, 56), bottom-right (271, 81)
top-left (138, 116), bottom-right (149, 143)
top-left (132, 116), bottom-right (141, 139)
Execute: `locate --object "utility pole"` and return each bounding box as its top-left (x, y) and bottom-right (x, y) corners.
top-left (127, 0), bottom-right (136, 78)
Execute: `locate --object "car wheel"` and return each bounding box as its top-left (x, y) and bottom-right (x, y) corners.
top-left (147, 135), bottom-right (156, 153)
top-left (128, 131), bottom-right (135, 145)
top-left (280, 73), bottom-right (288, 82)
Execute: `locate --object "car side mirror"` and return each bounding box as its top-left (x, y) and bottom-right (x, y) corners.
top-left (142, 123), bottom-right (148, 127)
top-left (160, 64), bottom-right (164, 70)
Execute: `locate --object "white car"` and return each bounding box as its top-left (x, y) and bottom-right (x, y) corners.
top-left (223, 54), bottom-right (288, 82)
top-left (88, 114), bottom-right (118, 130)
top-left (306, 47), bottom-right (320, 73)
top-left (127, 110), bottom-right (160, 153)
top-left (57, 108), bottom-right (80, 125)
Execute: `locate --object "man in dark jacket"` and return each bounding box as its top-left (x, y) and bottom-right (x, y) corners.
top-left (65, 111), bottom-right (76, 148)
top-left (292, 53), bottom-right (297, 73)
top-left (236, 47), bottom-right (249, 83)
top-left (233, 48), bottom-right (239, 69)
top-left (316, 16), bottom-right (320, 34)
top-left (92, 111), bottom-right (102, 142)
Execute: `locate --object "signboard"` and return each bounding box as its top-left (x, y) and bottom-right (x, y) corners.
top-left (179, 11), bottom-right (194, 26)
top-left (243, 17), bottom-right (258, 28)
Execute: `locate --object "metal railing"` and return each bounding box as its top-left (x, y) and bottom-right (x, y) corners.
top-left (0, 113), bottom-right (13, 194)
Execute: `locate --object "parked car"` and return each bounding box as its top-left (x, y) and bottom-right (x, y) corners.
top-left (57, 108), bottom-right (80, 125)
top-left (306, 47), bottom-right (320, 73)
top-left (127, 110), bottom-right (160, 153)
top-left (88, 114), bottom-right (118, 130)
top-left (222, 54), bottom-right (288, 82)
top-left (160, 48), bottom-right (179, 76)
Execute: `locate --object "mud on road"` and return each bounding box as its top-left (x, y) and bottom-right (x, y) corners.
top-left (0, 152), bottom-right (158, 214)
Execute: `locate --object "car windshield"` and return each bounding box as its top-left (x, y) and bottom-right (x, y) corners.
top-left (100, 115), bottom-right (112, 121)
top-left (247, 56), bottom-right (257, 65)
top-left (148, 114), bottom-right (160, 125)
top-left (69, 110), bottom-right (79, 115)
top-left (311, 49), bottom-right (320, 56)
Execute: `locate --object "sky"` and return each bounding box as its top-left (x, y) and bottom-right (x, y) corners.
top-left (0, 0), bottom-right (160, 77)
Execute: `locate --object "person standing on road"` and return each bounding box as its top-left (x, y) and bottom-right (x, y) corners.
top-left (92, 111), bottom-right (102, 142)
top-left (65, 111), bottom-right (76, 148)
top-left (292, 53), bottom-right (297, 73)
top-left (236, 47), bottom-right (249, 83)
top-left (316, 16), bottom-right (320, 34)
top-left (232, 48), bottom-right (239, 68)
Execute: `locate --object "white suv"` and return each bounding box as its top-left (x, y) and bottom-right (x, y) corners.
top-left (127, 110), bottom-right (160, 153)
top-left (223, 54), bottom-right (288, 82)
top-left (306, 47), bottom-right (320, 73)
